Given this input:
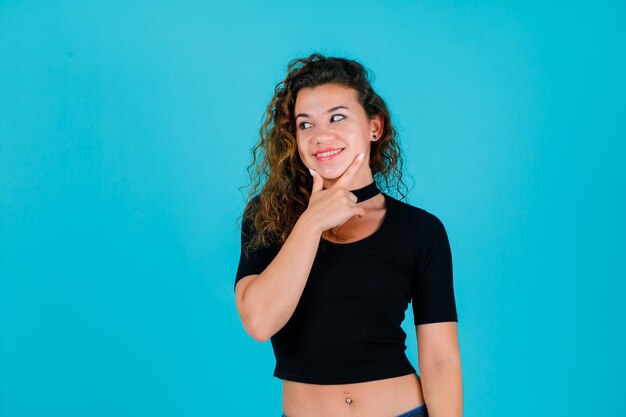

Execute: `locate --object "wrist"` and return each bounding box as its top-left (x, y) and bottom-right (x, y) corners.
top-left (298, 211), bottom-right (322, 236)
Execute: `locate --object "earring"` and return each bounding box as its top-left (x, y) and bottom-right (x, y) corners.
top-left (372, 134), bottom-right (377, 139)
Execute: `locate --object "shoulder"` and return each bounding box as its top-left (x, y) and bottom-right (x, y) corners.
top-left (240, 195), bottom-right (261, 234)
top-left (244, 194), bottom-right (261, 212)
top-left (241, 194), bottom-right (262, 222)
top-left (386, 193), bottom-right (445, 230)
top-left (384, 193), bottom-right (449, 253)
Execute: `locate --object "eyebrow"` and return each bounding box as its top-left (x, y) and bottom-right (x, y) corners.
top-left (295, 105), bottom-right (350, 120)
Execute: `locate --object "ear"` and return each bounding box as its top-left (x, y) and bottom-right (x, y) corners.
top-left (370, 114), bottom-right (384, 141)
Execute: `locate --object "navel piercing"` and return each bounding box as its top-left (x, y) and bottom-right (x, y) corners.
top-left (342, 390), bottom-right (352, 405)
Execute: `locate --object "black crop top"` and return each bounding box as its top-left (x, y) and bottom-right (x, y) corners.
top-left (234, 192), bottom-right (458, 384)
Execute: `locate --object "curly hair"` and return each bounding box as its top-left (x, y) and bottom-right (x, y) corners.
top-left (238, 52), bottom-right (410, 256)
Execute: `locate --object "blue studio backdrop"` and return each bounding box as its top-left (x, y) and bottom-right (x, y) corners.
top-left (1, 1), bottom-right (625, 416)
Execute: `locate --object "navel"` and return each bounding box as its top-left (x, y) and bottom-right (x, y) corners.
top-left (343, 391), bottom-right (352, 405)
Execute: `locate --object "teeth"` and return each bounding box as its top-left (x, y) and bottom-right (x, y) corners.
top-left (316, 148), bottom-right (343, 157)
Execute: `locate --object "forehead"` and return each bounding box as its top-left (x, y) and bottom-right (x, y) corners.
top-left (294, 83), bottom-right (359, 112)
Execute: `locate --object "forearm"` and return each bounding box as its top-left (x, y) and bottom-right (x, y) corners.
top-left (420, 359), bottom-right (463, 417)
top-left (243, 213), bottom-right (321, 341)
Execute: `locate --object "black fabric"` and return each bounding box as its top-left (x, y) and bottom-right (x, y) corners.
top-left (348, 180), bottom-right (380, 203)
top-left (234, 193), bottom-right (458, 384)
top-left (235, 212), bottom-right (281, 285)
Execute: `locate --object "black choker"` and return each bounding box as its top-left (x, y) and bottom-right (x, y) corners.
top-left (350, 181), bottom-right (381, 203)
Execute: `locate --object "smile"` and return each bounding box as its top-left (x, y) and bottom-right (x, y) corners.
top-left (314, 148), bottom-right (346, 161)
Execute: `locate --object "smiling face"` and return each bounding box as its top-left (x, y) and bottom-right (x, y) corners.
top-left (294, 83), bottom-right (383, 189)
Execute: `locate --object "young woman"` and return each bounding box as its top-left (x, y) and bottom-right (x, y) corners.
top-left (234, 53), bottom-right (463, 417)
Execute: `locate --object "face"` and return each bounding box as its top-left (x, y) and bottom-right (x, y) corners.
top-left (294, 83), bottom-right (383, 188)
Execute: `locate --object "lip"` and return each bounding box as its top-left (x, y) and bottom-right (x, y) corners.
top-left (312, 147), bottom-right (345, 156)
top-left (313, 147), bottom-right (346, 162)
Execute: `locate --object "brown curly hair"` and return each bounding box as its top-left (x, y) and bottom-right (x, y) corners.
top-left (238, 52), bottom-right (410, 255)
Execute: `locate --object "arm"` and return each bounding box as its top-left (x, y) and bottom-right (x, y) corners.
top-left (235, 154), bottom-right (367, 343)
top-left (235, 213), bottom-right (321, 342)
top-left (417, 321), bottom-right (463, 417)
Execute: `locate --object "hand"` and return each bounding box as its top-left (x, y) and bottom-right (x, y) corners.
top-left (304, 152), bottom-right (368, 233)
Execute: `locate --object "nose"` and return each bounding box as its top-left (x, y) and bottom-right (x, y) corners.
top-left (314, 128), bottom-right (337, 145)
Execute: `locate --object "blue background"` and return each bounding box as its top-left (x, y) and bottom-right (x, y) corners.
top-left (1, 1), bottom-right (625, 416)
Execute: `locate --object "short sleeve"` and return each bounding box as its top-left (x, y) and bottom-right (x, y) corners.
top-left (411, 212), bottom-right (458, 325)
top-left (234, 213), bottom-right (280, 291)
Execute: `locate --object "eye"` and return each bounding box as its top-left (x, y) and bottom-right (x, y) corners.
top-left (299, 121), bottom-right (313, 130)
top-left (331, 114), bottom-right (346, 122)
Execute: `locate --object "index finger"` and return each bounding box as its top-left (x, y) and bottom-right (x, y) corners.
top-left (331, 152), bottom-right (365, 190)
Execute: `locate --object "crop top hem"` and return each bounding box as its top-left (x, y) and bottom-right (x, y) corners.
top-left (273, 363), bottom-right (417, 385)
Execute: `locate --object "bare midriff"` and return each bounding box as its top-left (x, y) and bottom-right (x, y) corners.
top-left (282, 373), bottom-right (425, 417)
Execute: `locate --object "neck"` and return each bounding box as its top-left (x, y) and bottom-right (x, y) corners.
top-left (323, 174), bottom-right (375, 191)
top-left (348, 180), bottom-right (381, 204)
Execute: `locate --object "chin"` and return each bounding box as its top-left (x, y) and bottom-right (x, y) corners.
top-left (315, 166), bottom-right (347, 180)
top-left (319, 173), bottom-right (342, 181)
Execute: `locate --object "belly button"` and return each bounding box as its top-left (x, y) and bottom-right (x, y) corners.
top-left (342, 391), bottom-right (352, 405)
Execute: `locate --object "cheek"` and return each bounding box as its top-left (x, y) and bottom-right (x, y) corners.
top-left (341, 121), bottom-right (363, 136)
top-left (296, 142), bottom-right (307, 159)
